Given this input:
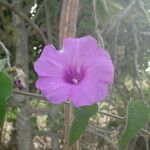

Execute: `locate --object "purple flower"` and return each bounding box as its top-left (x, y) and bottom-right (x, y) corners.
top-left (34, 36), bottom-right (114, 107)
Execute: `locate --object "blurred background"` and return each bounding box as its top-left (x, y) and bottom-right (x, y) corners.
top-left (0, 0), bottom-right (150, 149)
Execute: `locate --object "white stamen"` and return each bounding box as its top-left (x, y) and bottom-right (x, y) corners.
top-left (72, 78), bottom-right (78, 84)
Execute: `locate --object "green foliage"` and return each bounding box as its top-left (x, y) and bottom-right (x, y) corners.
top-left (0, 71), bottom-right (13, 126)
top-left (0, 71), bottom-right (13, 100)
top-left (69, 104), bottom-right (98, 145)
top-left (77, 0), bottom-right (95, 36)
top-left (0, 59), bottom-right (6, 70)
top-left (119, 100), bottom-right (150, 150)
top-left (95, 0), bottom-right (109, 27)
top-left (74, 104), bottom-right (98, 120)
top-left (69, 118), bottom-right (88, 146)
top-left (95, 0), bottom-right (123, 27)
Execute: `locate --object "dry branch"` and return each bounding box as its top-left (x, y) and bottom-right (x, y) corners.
top-left (114, 1), bottom-right (135, 68)
top-left (0, 41), bottom-right (11, 67)
top-left (59, 0), bottom-right (80, 149)
top-left (93, 0), bottom-right (104, 48)
top-left (87, 126), bottom-right (119, 150)
top-left (132, 23), bottom-right (144, 99)
top-left (138, 0), bottom-right (150, 25)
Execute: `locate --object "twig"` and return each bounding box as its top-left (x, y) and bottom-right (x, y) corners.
top-left (132, 23), bottom-right (144, 99)
top-left (99, 111), bottom-right (150, 136)
top-left (13, 90), bottom-right (150, 136)
top-left (0, 0), bottom-right (48, 44)
top-left (114, 1), bottom-right (135, 68)
top-left (13, 90), bottom-right (45, 100)
top-left (59, 0), bottom-right (80, 149)
top-left (87, 126), bottom-right (119, 150)
top-left (93, 0), bottom-right (105, 48)
top-left (138, 0), bottom-right (150, 25)
top-left (0, 41), bottom-right (11, 67)
top-left (140, 31), bottom-right (150, 36)
top-left (99, 111), bottom-right (125, 120)
top-left (141, 128), bottom-right (150, 135)
top-left (13, 89), bottom-right (70, 104)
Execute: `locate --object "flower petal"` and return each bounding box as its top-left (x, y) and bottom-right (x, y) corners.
top-left (92, 82), bottom-right (109, 103)
top-left (36, 77), bottom-right (71, 104)
top-left (83, 48), bottom-right (113, 67)
top-left (34, 58), bottom-right (63, 77)
top-left (71, 81), bottom-right (109, 107)
top-left (62, 36), bottom-right (98, 65)
top-left (40, 44), bottom-right (59, 59)
top-left (71, 85), bottom-right (93, 107)
top-left (34, 44), bottom-right (66, 77)
top-left (86, 63), bottom-right (114, 83)
top-left (78, 35), bottom-right (98, 57)
top-left (84, 49), bottom-right (114, 83)
top-left (62, 38), bottom-right (78, 64)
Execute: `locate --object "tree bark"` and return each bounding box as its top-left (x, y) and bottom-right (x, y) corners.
top-left (13, 4), bottom-right (32, 150)
top-left (59, 0), bottom-right (80, 149)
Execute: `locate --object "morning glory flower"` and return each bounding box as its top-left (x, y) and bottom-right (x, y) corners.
top-left (34, 36), bottom-right (114, 107)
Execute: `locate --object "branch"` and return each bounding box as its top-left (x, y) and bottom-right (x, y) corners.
top-left (87, 126), bottom-right (119, 150)
top-left (13, 90), bottom-right (150, 136)
top-left (132, 23), bottom-right (144, 99)
top-left (13, 89), bottom-right (43, 99)
top-left (13, 89), bottom-right (70, 104)
top-left (138, 0), bottom-right (150, 25)
top-left (99, 111), bottom-right (125, 120)
top-left (113, 1), bottom-right (135, 68)
top-left (140, 31), bottom-right (150, 36)
top-left (0, 0), bottom-right (48, 44)
top-left (0, 41), bottom-right (11, 67)
top-left (99, 111), bottom-right (150, 136)
top-left (93, 0), bottom-right (105, 48)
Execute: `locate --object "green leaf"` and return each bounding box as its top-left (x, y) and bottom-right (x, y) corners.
top-left (0, 71), bottom-right (13, 100)
top-left (0, 59), bottom-right (6, 70)
top-left (119, 100), bottom-right (150, 150)
top-left (74, 104), bottom-right (98, 119)
top-left (0, 100), bottom-right (6, 126)
top-left (69, 118), bottom-right (88, 146)
top-left (0, 71), bottom-right (13, 126)
top-left (69, 104), bottom-right (98, 145)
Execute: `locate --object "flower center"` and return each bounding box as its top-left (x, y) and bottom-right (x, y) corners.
top-left (63, 66), bottom-right (85, 84)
